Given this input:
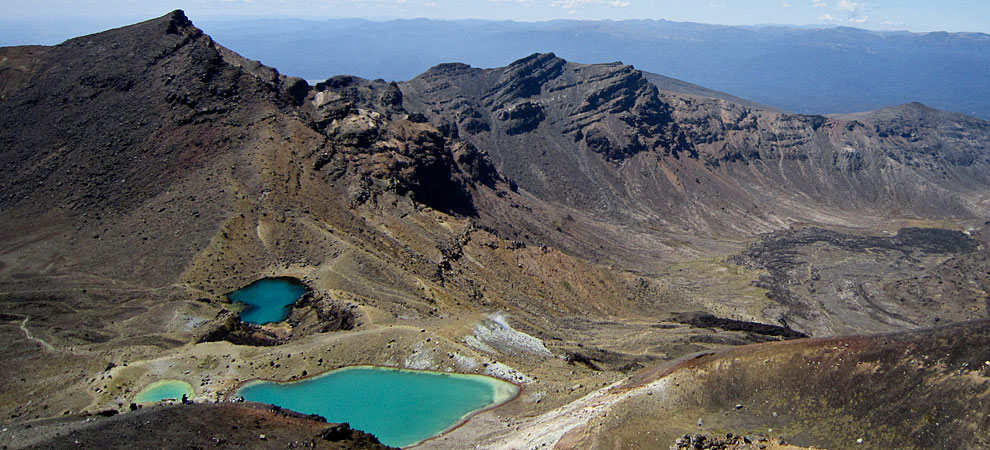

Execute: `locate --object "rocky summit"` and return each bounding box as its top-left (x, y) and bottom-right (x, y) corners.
top-left (1, 11), bottom-right (988, 450)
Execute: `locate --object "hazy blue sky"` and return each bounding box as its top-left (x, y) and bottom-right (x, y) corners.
top-left (2, 0), bottom-right (988, 45)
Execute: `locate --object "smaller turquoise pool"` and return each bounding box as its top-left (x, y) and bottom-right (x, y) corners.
top-left (134, 380), bottom-right (194, 403)
top-left (236, 366), bottom-right (519, 447)
top-left (227, 277), bottom-right (308, 325)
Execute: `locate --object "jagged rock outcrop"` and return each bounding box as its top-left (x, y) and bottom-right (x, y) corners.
top-left (402, 52), bottom-right (686, 163)
top-left (300, 74), bottom-right (499, 214)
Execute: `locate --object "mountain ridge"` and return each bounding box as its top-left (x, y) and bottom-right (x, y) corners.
top-left (402, 51), bottom-right (990, 237)
top-left (192, 16), bottom-right (990, 118)
top-left (1, 11), bottom-right (989, 450)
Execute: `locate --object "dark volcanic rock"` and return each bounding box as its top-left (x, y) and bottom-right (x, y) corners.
top-left (674, 312), bottom-right (808, 340)
top-left (11, 402), bottom-right (395, 449)
top-left (487, 52), bottom-right (566, 103)
top-left (0, 9), bottom-right (506, 289)
top-left (404, 53), bottom-right (685, 163)
top-left (0, 10), bottom-right (317, 286)
top-left (0, 10), bottom-right (295, 216)
top-left (498, 101), bottom-right (545, 135)
top-left (564, 347), bottom-right (655, 372)
top-left (198, 293), bottom-right (361, 346)
top-left (301, 72), bottom-right (501, 216)
top-left (728, 227), bottom-right (987, 336)
top-left (402, 53), bottom-right (990, 241)
top-left (198, 313), bottom-right (285, 346)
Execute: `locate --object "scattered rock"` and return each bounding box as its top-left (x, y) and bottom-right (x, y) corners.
top-left (319, 423), bottom-right (353, 441)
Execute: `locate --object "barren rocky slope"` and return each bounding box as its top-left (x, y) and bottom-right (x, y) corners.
top-left (1, 11), bottom-right (988, 450)
top-left (590, 319), bottom-right (990, 450)
top-left (401, 53), bottom-right (990, 240)
top-left (399, 52), bottom-right (990, 337)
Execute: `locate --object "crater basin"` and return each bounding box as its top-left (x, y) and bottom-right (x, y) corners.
top-left (227, 277), bottom-right (308, 325)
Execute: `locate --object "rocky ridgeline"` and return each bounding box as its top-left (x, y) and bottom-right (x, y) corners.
top-left (4, 9), bottom-right (990, 237)
top-left (403, 50), bottom-right (990, 232)
top-left (404, 52), bottom-right (686, 161)
top-left (402, 49), bottom-right (990, 175)
top-left (0, 10), bottom-right (260, 214)
top-left (0, 9), bottom-right (502, 221)
top-left (662, 91), bottom-right (990, 172)
top-left (485, 52), bottom-right (566, 108)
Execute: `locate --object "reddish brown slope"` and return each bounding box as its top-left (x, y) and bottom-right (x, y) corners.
top-left (591, 320), bottom-right (990, 449)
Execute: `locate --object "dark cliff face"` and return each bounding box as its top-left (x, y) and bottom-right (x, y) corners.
top-left (401, 53), bottom-right (693, 223)
top-left (299, 74), bottom-right (500, 215)
top-left (402, 53), bottom-right (990, 235)
top-left (403, 52), bottom-right (685, 162)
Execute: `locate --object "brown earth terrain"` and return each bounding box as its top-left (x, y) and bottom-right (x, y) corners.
top-left (1, 10), bottom-right (988, 449)
top-left (586, 320), bottom-right (990, 450)
top-left (1, 402), bottom-right (395, 449)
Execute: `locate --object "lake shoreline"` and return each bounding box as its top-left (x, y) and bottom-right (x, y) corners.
top-left (229, 364), bottom-right (524, 448)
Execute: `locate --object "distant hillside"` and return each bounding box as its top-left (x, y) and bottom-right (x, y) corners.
top-left (401, 52), bottom-right (990, 239)
top-left (198, 18), bottom-right (990, 119)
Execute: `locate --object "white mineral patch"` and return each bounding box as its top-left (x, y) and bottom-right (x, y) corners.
top-left (451, 352), bottom-right (480, 371)
top-left (171, 313), bottom-right (208, 332)
top-left (484, 361), bottom-right (533, 384)
top-left (403, 341), bottom-right (436, 370)
top-left (467, 312), bottom-right (553, 357)
top-left (525, 390), bottom-right (547, 403)
top-left (463, 335), bottom-right (496, 353)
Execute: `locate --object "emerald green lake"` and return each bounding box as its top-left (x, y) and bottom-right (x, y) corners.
top-left (227, 277), bottom-right (308, 325)
top-left (236, 366), bottom-right (519, 447)
top-left (133, 380), bottom-right (194, 403)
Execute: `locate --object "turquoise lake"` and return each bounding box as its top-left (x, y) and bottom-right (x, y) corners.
top-left (227, 277), bottom-right (308, 325)
top-left (236, 366), bottom-right (519, 447)
top-left (134, 380), bottom-right (194, 403)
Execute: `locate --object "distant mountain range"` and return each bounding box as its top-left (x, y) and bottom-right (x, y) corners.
top-left (197, 18), bottom-right (990, 119)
